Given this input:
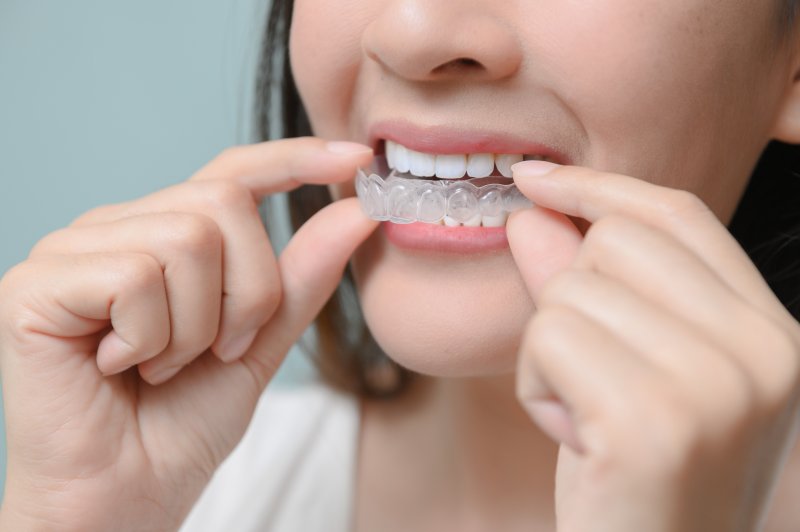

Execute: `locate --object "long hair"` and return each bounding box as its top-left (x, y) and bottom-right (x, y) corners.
top-left (256, 0), bottom-right (411, 398)
top-left (256, 0), bottom-right (800, 397)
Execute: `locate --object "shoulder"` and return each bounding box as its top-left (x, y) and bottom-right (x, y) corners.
top-left (180, 380), bottom-right (361, 532)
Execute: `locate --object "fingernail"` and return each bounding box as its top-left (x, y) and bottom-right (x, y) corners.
top-left (511, 160), bottom-right (560, 176)
top-left (326, 141), bottom-right (373, 154)
top-left (148, 365), bottom-right (181, 386)
top-left (218, 329), bottom-right (258, 363)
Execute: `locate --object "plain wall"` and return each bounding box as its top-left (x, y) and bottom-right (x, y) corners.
top-left (0, 0), bottom-right (316, 500)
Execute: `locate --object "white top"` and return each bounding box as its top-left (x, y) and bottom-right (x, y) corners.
top-left (179, 380), bottom-right (360, 532)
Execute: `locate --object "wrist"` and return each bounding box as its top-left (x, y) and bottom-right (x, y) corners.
top-left (0, 482), bottom-right (111, 532)
top-left (0, 487), bottom-right (183, 532)
top-left (0, 498), bottom-right (68, 532)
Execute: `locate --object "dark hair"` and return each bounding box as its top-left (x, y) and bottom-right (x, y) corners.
top-left (782, 0), bottom-right (800, 33)
top-left (256, 0), bottom-right (800, 398)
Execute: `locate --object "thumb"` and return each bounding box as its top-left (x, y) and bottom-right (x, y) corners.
top-left (241, 197), bottom-right (378, 386)
top-left (506, 206), bottom-right (583, 302)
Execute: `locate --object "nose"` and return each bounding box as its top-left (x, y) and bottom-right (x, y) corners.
top-left (362, 1), bottom-right (522, 83)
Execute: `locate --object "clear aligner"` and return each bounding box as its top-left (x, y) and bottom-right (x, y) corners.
top-left (355, 157), bottom-right (533, 225)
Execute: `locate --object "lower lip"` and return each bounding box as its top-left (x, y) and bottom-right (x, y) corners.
top-left (382, 221), bottom-right (509, 254)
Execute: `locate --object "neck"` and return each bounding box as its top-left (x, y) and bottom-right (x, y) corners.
top-left (356, 373), bottom-right (558, 530)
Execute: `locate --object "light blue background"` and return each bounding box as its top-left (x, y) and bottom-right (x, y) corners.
top-left (0, 0), bottom-right (314, 500)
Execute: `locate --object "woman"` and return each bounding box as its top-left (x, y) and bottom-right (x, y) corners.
top-left (1, 0), bottom-right (800, 530)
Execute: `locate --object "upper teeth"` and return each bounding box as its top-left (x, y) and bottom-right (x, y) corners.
top-left (385, 140), bottom-right (545, 179)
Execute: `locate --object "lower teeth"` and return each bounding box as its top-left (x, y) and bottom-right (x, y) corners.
top-left (355, 161), bottom-right (533, 226)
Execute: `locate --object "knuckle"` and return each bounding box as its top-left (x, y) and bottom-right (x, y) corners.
top-left (523, 305), bottom-right (577, 356)
top-left (0, 261), bottom-right (29, 295)
top-left (582, 215), bottom-right (627, 250)
top-left (0, 263), bottom-right (34, 329)
top-left (202, 179), bottom-right (255, 213)
top-left (117, 253), bottom-right (164, 292)
top-left (162, 213), bottom-right (222, 258)
top-left (702, 356), bottom-right (758, 423)
top-left (537, 269), bottom-right (590, 305)
top-left (204, 144), bottom-right (258, 182)
top-left (231, 282), bottom-right (282, 326)
top-left (214, 145), bottom-right (247, 170)
top-left (3, 305), bottom-right (41, 350)
top-left (753, 322), bottom-right (800, 410)
top-left (68, 203), bottom-right (120, 227)
top-left (28, 228), bottom-right (70, 258)
top-left (0, 261), bottom-right (56, 349)
top-left (657, 189), bottom-right (711, 221)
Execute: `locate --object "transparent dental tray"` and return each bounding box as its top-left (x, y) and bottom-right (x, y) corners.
top-left (355, 156), bottom-right (533, 225)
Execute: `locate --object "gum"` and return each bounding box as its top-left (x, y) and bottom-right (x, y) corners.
top-left (355, 157), bottom-right (533, 225)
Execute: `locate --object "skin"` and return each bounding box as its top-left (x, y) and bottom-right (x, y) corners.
top-left (291, 0), bottom-right (791, 376)
top-left (289, 0), bottom-right (800, 530)
top-left (2, 1), bottom-right (800, 531)
top-left (0, 140), bottom-right (379, 530)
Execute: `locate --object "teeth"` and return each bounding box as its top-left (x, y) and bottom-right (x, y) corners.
top-left (435, 154), bottom-right (467, 179)
top-left (463, 213), bottom-right (482, 227)
top-left (466, 153), bottom-right (494, 178)
top-left (481, 213), bottom-right (508, 227)
top-left (385, 140), bottom-right (545, 179)
top-left (355, 169), bottom-right (530, 227)
top-left (437, 212), bottom-right (509, 228)
top-left (394, 143), bottom-right (410, 173)
top-left (443, 215), bottom-right (460, 227)
top-left (408, 149), bottom-right (435, 177)
top-left (495, 154), bottom-right (523, 178)
top-left (386, 141), bottom-right (396, 169)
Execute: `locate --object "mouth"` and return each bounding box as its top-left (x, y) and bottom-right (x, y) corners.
top-left (354, 120), bottom-right (565, 228)
top-left (357, 139), bottom-right (558, 232)
top-left (354, 121), bottom-right (581, 252)
top-left (379, 138), bottom-right (555, 181)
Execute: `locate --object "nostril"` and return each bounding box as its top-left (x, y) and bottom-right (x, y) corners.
top-left (453, 58), bottom-right (481, 68)
top-left (432, 57), bottom-right (484, 74)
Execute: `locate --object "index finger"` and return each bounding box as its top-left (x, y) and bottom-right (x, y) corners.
top-left (510, 161), bottom-right (786, 321)
top-left (191, 137), bottom-right (374, 198)
top-left (239, 197), bottom-right (379, 387)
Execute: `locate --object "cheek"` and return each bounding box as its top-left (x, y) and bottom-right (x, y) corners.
top-left (352, 237), bottom-right (534, 377)
top-left (290, 0), bottom-right (367, 137)
top-left (537, 1), bottom-right (779, 217)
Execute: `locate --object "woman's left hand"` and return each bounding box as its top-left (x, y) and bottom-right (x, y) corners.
top-left (507, 162), bottom-right (800, 532)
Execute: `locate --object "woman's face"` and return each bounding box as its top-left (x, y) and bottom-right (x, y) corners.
top-left (290, 0), bottom-right (796, 377)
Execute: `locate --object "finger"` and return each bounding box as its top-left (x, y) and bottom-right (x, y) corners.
top-left (69, 138), bottom-right (373, 360)
top-left (511, 162), bottom-right (784, 321)
top-left (29, 213), bottom-right (224, 378)
top-left (239, 198), bottom-right (379, 387)
top-left (568, 215), bottom-right (774, 367)
top-left (62, 181), bottom-right (278, 362)
top-left (506, 206), bottom-right (583, 300)
top-left (517, 303), bottom-right (659, 453)
top-left (190, 137), bottom-right (374, 197)
top-left (4, 253), bottom-right (171, 378)
top-left (537, 269), bottom-right (758, 421)
top-left (549, 222), bottom-right (800, 411)
top-left (71, 139), bottom-right (374, 229)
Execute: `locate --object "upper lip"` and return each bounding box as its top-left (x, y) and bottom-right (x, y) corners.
top-left (367, 119), bottom-right (569, 164)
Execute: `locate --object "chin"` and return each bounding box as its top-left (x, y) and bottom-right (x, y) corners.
top-left (352, 230), bottom-right (534, 378)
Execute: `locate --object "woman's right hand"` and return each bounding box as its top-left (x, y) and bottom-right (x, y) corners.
top-left (0, 138), bottom-right (377, 531)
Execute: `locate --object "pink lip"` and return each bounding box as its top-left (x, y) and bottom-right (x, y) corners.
top-left (382, 222), bottom-right (510, 254)
top-left (368, 119), bottom-right (568, 164)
